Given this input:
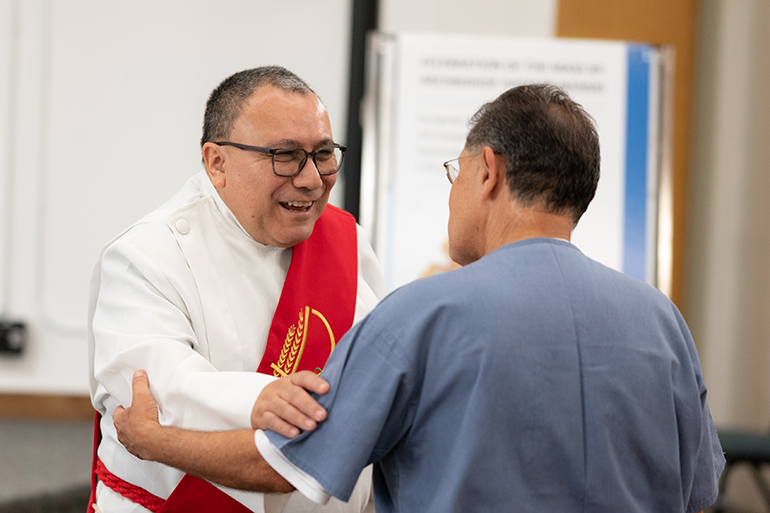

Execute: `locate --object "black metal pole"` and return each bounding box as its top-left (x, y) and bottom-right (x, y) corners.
top-left (343, 0), bottom-right (378, 220)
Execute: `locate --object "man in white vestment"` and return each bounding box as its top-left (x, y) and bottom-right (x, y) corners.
top-left (87, 66), bottom-right (385, 513)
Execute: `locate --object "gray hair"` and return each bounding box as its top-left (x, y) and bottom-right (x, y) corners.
top-left (466, 83), bottom-right (600, 225)
top-left (201, 66), bottom-right (316, 147)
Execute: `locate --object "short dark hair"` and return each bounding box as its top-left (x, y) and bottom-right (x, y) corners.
top-left (465, 83), bottom-right (600, 225)
top-left (201, 66), bottom-right (316, 147)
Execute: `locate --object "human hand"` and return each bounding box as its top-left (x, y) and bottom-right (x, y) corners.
top-left (251, 370), bottom-right (330, 438)
top-left (113, 369), bottom-right (162, 461)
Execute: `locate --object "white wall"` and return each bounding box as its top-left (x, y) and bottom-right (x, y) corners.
top-left (0, 0), bottom-right (353, 394)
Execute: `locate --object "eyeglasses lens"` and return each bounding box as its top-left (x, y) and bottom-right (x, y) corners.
top-left (273, 147), bottom-right (344, 177)
top-left (444, 163), bottom-right (459, 184)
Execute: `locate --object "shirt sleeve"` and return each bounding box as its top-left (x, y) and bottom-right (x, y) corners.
top-left (90, 230), bottom-right (272, 431)
top-left (265, 307), bottom-right (418, 502)
top-left (686, 398), bottom-right (725, 513)
top-left (255, 430), bottom-right (331, 504)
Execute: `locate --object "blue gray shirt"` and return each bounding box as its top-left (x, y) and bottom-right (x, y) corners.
top-left (267, 239), bottom-right (724, 512)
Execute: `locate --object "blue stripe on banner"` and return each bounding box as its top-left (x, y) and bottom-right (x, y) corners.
top-left (623, 45), bottom-right (651, 281)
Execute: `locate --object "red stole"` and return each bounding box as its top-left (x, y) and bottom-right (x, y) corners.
top-left (258, 205), bottom-right (359, 377)
top-left (88, 205), bottom-right (359, 512)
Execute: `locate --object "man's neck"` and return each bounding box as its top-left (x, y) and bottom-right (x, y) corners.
top-left (484, 203), bottom-right (573, 255)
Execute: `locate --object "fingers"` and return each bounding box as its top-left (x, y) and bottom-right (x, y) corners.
top-left (285, 372), bottom-right (328, 423)
top-left (260, 411), bottom-right (302, 439)
top-left (290, 370), bottom-right (330, 396)
top-left (251, 387), bottom-right (320, 435)
top-left (251, 372), bottom-right (330, 435)
top-left (267, 393), bottom-right (322, 431)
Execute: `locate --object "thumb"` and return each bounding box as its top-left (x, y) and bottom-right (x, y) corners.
top-left (128, 369), bottom-right (160, 424)
top-left (130, 369), bottom-right (150, 403)
top-left (129, 369), bottom-right (158, 416)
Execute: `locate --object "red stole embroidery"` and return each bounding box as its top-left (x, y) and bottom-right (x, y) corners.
top-left (257, 205), bottom-right (358, 377)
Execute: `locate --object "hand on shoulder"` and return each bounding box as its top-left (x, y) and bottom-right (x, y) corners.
top-left (251, 370), bottom-right (330, 438)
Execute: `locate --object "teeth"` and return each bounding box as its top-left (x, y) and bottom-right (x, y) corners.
top-left (284, 201), bottom-right (312, 208)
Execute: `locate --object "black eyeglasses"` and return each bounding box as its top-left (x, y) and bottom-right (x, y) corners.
top-left (214, 141), bottom-right (346, 177)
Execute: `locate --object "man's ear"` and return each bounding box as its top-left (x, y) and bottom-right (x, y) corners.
top-left (480, 146), bottom-right (504, 201)
top-left (202, 142), bottom-right (226, 188)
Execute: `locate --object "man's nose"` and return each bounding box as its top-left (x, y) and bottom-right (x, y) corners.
top-left (292, 156), bottom-right (324, 189)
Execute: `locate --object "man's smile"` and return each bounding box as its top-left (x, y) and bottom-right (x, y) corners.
top-left (281, 200), bottom-right (313, 212)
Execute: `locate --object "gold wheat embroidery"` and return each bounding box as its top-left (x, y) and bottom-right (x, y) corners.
top-left (274, 309), bottom-right (307, 377)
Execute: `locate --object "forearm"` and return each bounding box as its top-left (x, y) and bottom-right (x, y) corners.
top-left (128, 423), bottom-right (294, 493)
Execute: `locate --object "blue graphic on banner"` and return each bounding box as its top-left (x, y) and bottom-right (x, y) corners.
top-left (623, 45), bottom-right (651, 281)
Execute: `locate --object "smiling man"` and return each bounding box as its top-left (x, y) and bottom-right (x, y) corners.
top-left (205, 84), bottom-right (337, 248)
top-left (87, 67), bottom-right (385, 513)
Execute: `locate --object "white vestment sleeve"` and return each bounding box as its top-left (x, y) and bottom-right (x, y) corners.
top-left (91, 233), bottom-right (273, 431)
top-left (356, 225), bottom-right (388, 301)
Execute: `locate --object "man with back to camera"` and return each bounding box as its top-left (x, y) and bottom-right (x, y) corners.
top-left (112, 83), bottom-right (725, 512)
top-left (87, 66), bottom-right (386, 512)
